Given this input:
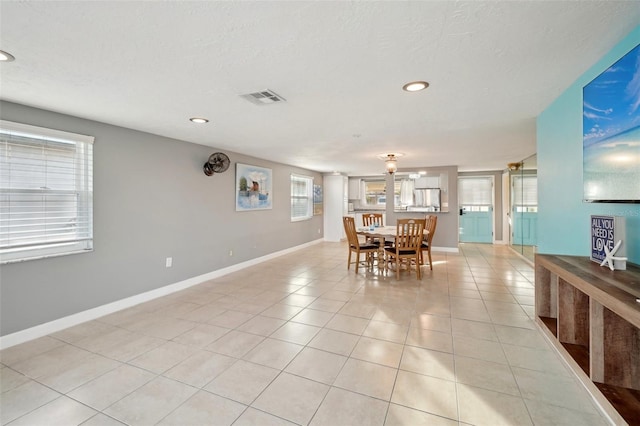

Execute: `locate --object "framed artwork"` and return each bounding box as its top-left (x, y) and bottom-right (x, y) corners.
top-left (236, 163), bottom-right (272, 211)
top-left (313, 184), bottom-right (323, 215)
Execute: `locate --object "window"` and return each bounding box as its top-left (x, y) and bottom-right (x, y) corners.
top-left (0, 120), bottom-right (94, 264)
top-left (513, 175), bottom-right (538, 213)
top-left (459, 176), bottom-right (493, 212)
top-left (362, 180), bottom-right (386, 206)
top-left (291, 174), bottom-right (313, 221)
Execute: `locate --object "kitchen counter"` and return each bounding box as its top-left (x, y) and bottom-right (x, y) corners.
top-left (395, 208), bottom-right (447, 213)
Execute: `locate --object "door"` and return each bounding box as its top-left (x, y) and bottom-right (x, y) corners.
top-left (459, 176), bottom-right (494, 243)
top-left (513, 211), bottom-right (537, 245)
top-left (512, 174), bottom-right (538, 246)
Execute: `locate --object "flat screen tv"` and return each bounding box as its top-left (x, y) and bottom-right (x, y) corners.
top-left (583, 43), bottom-right (640, 203)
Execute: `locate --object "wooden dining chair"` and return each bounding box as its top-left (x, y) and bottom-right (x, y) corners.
top-left (343, 216), bottom-right (379, 273)
top-left (384, 218), bottom-right (425, 279)
top-left (420, 215), bottom-right (438, 269)
top-left (362, 213), bottom-right (384, 227)
top-left (362, 213), bottom-right (391, 246)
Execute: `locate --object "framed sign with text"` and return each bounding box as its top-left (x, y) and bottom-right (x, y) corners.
top-left (590, 215), bottom-right (626, 265)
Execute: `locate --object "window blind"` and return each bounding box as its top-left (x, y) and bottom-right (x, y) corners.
top-left (0, 120), bottom-right (94, 263)
top-left (459, 177), bottom-right (492, 205)
top-left (513, 175), bottom-right (537, 206)
top-left (291, 174), bottom-right (313, 221)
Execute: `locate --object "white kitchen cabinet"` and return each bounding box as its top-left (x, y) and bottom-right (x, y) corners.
top-left (414, 176), bottom-right (440, 189)
top-left (348, 178), bottom-right (361, 200)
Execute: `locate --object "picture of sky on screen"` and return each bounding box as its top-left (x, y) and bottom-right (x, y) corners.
top-left (583, 43), bottom-right (640, 202)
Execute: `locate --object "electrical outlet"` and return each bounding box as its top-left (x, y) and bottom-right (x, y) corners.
top-left (165, 257), bottom-right (172, 268)
top-left (229, 250), bottom-right (233, 256)
top-left (318, 228), bottom-right (321, 234)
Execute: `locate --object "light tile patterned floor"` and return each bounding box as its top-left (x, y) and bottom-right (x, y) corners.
top-left (0, 243), bottom-right (612, 425)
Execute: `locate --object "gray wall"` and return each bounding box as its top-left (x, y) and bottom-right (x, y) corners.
top-left (387, 166), bottom-right (459, 250)
top-left (0, 101), bottom-right (323, 336)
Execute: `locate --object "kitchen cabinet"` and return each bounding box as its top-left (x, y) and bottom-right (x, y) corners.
top-left (414, 176), bottom-right (440, 189)
top-left (348, 178), bottom-right (361, 200)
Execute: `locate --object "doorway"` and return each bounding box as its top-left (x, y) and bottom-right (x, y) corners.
top-left (458, 176), bottom-right (494, 243)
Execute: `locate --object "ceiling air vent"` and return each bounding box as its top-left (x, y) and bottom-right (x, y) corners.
top-left (240, 89), bottom-right (286, 105)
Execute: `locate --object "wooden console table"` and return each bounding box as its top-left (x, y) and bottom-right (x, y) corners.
top-left (535, 254), bottom-right (640, 425)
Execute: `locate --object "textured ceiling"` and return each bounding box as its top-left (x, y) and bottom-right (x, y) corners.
top-left (1, 1), bottom-right (638, 175)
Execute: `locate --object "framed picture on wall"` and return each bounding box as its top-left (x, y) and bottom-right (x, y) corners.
top-left (236, 163), bottom-right (272, 211)
top-left (313, 184), bottom-right (323, 215)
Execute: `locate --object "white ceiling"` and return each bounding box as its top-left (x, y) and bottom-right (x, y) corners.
top-left (1, 1), bottom-right (638, 175)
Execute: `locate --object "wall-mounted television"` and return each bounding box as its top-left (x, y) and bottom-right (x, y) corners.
top-left (583, 43), bottom-right (640, 203)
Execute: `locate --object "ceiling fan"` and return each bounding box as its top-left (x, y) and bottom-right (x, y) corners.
top-left (203, 152), bottom-right (230, 176)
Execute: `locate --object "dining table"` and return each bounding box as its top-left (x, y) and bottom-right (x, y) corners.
top-left (356, 225), bottom-right (399, 239)
top-left (356, 225), bottom-right (429, 239)
top-left (356, 225), bottom-right (429, 272)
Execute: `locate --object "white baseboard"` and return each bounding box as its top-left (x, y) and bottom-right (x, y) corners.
top-left (0, 239), bottom-right (323, 350)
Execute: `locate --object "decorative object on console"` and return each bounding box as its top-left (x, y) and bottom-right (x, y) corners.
top-left (600, 240), bottom-right (628, 271)
top-left (203, 152), bottom-right (230, 176)
top-left (590, 215), bottom-right (627, 270)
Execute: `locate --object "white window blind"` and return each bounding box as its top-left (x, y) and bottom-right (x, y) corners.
top-left (291, 174), bottom-right (313, 221)
top-left (459, 177), bottom-right (492, 205)
top-left (513, 175), bottom-right (538, 206)
top-left (0, 120), bottom-right (94, 264)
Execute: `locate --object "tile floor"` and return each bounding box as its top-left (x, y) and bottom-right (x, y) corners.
top-left (0, 243), bottom-right (612, 425)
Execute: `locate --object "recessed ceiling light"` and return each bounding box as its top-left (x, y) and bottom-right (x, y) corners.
top-left (402, 81), bottom-right (429, 92)
top-left (0, 50), bottom-right (15, 62)
top-left (190, 117), bottom-right (209, 124)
